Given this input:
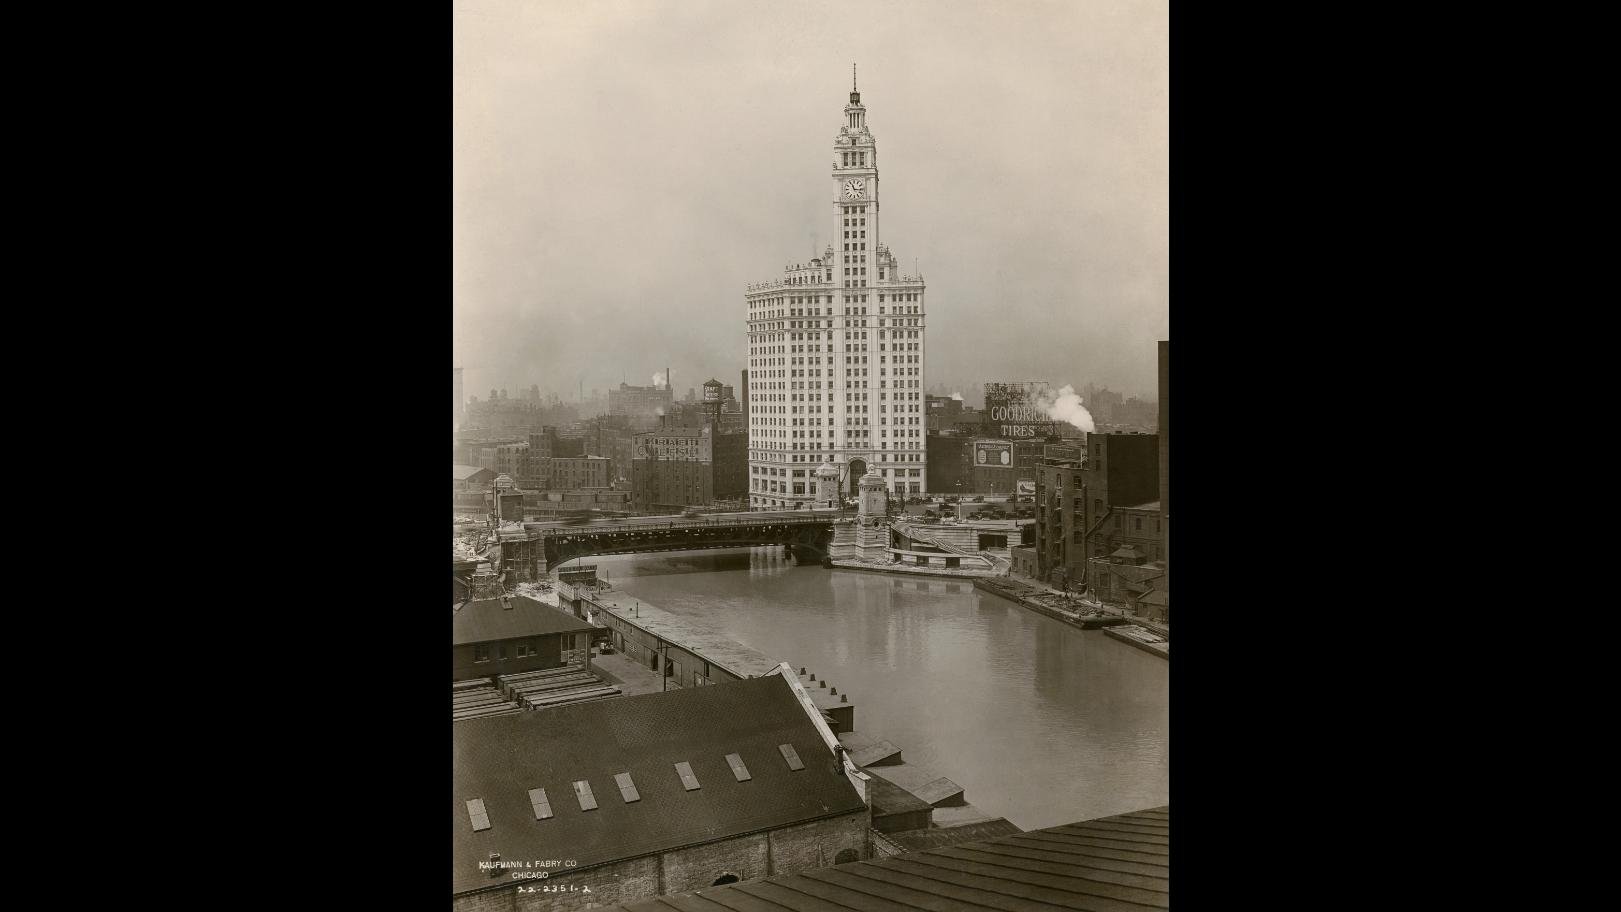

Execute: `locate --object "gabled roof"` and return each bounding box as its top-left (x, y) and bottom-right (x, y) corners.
top-left (602, 806), bottom-right (1169, 912)
top-left (454, 464), bottom-right (493, 481)
top-left (453, 674), bottom-right (867, 896)
top-left (452, 596), bottom-right (598, 646)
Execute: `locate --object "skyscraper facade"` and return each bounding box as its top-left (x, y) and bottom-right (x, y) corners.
top-left (745, 74), bottom-right (928, 509)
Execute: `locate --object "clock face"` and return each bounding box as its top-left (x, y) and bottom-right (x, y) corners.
top-left (843, 178), bottom-right (866, 200)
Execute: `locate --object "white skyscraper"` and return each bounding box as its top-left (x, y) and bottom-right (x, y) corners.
top-left (746, 71), bottom-right (928, 510)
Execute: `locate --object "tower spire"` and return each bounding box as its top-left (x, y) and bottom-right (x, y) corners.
top-left (853, 63), bottom-right (857, 92)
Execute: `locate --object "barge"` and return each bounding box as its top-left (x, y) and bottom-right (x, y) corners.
top-left (1104, 624), bottom-right (1170, 659)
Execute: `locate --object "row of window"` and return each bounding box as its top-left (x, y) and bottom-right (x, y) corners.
top-left (752, 448), bottom-right (923, 461)
top-left (752, 466), bottom-right (922, 479)
top-left (471, 641), bottom-right (545, 663)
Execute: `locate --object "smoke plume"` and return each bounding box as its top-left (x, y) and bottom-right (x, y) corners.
top-left (950, 392), bottom-right (963, 401)
top-left (1033, 384), bottom-right (1095, 432)
top-left (651, 371), bottom-right (668, 388)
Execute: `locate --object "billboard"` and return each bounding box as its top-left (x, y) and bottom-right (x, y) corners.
top-left (1017, 479), bottom-right (1036, 495)
top-left (634, 432), bottom-right (709, 461)
top-left (974, 441), bottom-right (1013, 468)
top-left (983, 381), bottom-right (1060, 439)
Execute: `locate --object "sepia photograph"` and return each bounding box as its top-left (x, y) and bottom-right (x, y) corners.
top-left (453, 2), bottom-right (1168, 908)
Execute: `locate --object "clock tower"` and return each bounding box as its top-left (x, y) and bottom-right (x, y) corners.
top-left (834, 65), bottom-right (879, 273)
top-left (744, 69), bottom-right (928, 511)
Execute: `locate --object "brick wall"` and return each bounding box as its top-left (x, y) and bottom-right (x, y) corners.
top-left (661, 831), bottom-right (771, 894)
top-left (765, 812), bottom-right (869, 874)
top-left (454, 812), bottom-right (869, 912)
top-left (452, 635), bottom-right (567, 683)
top-left (454, 888), bottom-right (517, 912)
top-left (510, 856), bottom-right (660, 912)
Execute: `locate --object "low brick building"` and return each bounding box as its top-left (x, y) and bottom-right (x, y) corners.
top-left (453, 673), bottom-right (871, 911)
top-left (1035, 434), bottom-right (1159, 589)
top-left (452, 596), bottom-right (602, 683)
top-left (1010, 545), bottom-right (1038, 577)
top-left (456, 464), bottom-right (497, 492)
top-left (550, 456), bottom-right (609, 490)
top-left (632, 425), bottom-right (748, 512)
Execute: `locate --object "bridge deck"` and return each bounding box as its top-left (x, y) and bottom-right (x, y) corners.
top-left (525, 509), bottom-right (841, 536)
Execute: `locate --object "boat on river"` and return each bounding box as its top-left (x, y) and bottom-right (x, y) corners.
top-left (1104, 624), bottom-right (1170, 659)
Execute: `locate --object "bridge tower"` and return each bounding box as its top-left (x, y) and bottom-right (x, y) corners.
top-left (816, 461), bottom-right (841, 508)
top-left (858, 470), bottom-right (888, 521)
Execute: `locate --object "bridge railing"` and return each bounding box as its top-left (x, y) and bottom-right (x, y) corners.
top-left (530, 513), bottom-right (839, 538)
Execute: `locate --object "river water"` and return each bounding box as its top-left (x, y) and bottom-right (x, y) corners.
top-left (587, 547), bottom-right (1168, 831)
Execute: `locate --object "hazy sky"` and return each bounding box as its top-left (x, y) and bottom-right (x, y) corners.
top-left (454, 0), bottom-right (1167, 406)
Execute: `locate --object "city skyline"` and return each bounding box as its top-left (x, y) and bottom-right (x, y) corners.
top-left (454, 0), bottom-right (1169, 403)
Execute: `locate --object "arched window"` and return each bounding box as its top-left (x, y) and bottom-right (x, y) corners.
top-left (834, 849), bottom-right (859, 865)
top-left (712, 873), bottom-right (740, 886)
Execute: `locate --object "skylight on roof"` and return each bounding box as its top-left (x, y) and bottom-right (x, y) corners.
top-left (778, 743), bottom-right (806, 771)
top-left (466, 798), bottom-right (491, 831)
top-left (614, 772), bottom-right (641, 803)
top-left (573, 780), bottom-right (598, 811)
top-left (529, 788), bottom-right (553, 820)
top-left (675, 761), bottom-right (701, 791)
top-left (726, 753), bottom-right (752, 782)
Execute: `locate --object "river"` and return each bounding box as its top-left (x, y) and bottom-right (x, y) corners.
top-left (586, 547), bottom-right (1169, 832)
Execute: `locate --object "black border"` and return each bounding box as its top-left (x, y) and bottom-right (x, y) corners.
top-left (214, 2), bottom-right (1420, 906)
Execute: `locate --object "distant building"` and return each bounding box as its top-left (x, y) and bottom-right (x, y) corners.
top-left (452, 673), bottom-right (871, 910)
top-left (494, 442), bottom-right (528, 482)
top-left (925, 395), bottom-right (964, 432)
top-left (1034, 434), bottom-right (1159, 590)
top-left (552, 435), bottom-right (586, 458)
top-left (454, 367), bottom-right (464, 428)
top-left (925, 433), bottom-right (972, 494)
top-left (453, 464), bottom-right (495, 493)
top-left (455, 436), bottom-right (526, 474)
top-left (462, 396), bottom-right (579, 435)
top-left (632, 425), bottom-right (748, 511)
top-left (550, 456), bottom-right (609, 490)
top-left (452, 595), bottom-right (600, 682)
top-left (609, 382), bottom-right (675, 419)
